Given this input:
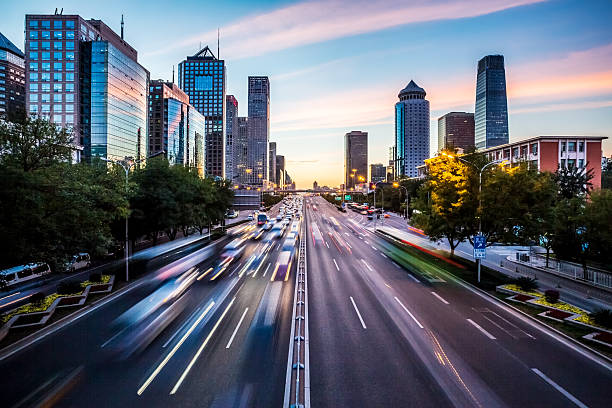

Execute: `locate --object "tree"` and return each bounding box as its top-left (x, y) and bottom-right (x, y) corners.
top-left (581, 189), bottom-right (612, 270)
top-left (553, 165), bottom-right (594, 199)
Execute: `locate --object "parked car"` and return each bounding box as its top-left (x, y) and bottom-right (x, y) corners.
top-left (65, 253), bottom-right (91, 272)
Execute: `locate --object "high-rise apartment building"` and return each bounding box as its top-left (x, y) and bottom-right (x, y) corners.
top-left (25, 14), bottom-right (149, 163)
top-left (234, 116), bottom-right (249, 185)
top-left (0, 32), bottom-right (25, 120)
top-left (438, 112), bottom-right (475, 152)
top-left (225, 95), bottom-right (238, 182)
top-left (394, 80), bottom-right (429, 178)
top-left (475, 55), bottom-right (508, 149)
top-left (269, 141), bottom-right (277, 186)
top-left (344, 131), bottom-right (368, 189)
top-left (370, 163), bottom-right (386, 183)
top-left (247, 76), bottom-right (270, 186)
top-left (148, 80), bottom-right (205, 173)
top-left (276, 155), bottom-right (285, 188)
top-left (178, 46), bottom-right (225, 178)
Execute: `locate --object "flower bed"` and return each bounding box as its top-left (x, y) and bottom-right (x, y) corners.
top-left (513, 294), bottom-right (534, 302)
top-left (594, 332), bottom-right (612, 344)
top-left (544, 309), bottom-right (572, 320)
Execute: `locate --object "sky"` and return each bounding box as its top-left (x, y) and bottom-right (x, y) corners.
top-left (3, 0), bottom-right (612, 188)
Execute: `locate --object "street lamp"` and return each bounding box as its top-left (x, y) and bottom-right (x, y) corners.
top-left (372, 181), bottom-right (385, 229)
top-left (103, 150), bottom-right (165, 282)
top-left (441, 152), bottom-right (505, 283)
top-left (393, 182), bottom-right (409, 220)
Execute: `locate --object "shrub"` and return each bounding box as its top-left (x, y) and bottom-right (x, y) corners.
top-left (544, 290), bottom-right (560, 304)
top-left (57, 280), bottom-right (82, 295)
top-left (89, 272), bottom-right (102, 283)
top-left (30, 292), bottom-right (46, 305)
top-left (515, 276), bottom-right (538, 292)
top-left (592, 309), bottom-right (612, 329)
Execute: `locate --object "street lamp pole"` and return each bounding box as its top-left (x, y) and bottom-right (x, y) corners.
top-left (372, 181), bottom-right (384, 229)
top-left (392, 182), bottom-right (409, 221)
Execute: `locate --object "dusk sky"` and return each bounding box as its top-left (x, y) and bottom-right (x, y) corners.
top-left (4, 0), bottom-right (612, 188)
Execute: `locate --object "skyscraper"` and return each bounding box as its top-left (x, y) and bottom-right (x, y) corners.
top-left (475, 55), bottom-right (509, 149)
top-left (276, 154), bottom-right (285, 188)
top-left (438, 112), bottom-right (475, 152)
top-left (0, 32), bottom-right (25, 120)
top-left (178, 46), bottom-right (226, 178)
top-left (148, 80), bottom-right (205, 173)
top-left (370, 163), bottom-right (386, 183)
top-left (25, 14), bottom-right (149, 163)
top-left (394, 80), bottom-right (429, 178)
top-left (235, 116), bottom-right (249, 185)
top-left (344, 131), bottom-right (368, 189)
top-left (247, 76), bottom-right (270, 186)
top-left (269, 141), bottom-right (277, 187)
top-left (225, 95), bottom-right (238, 182)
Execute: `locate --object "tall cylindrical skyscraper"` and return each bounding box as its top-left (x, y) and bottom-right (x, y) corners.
top-left (394, 80), bottom-right (430, 178)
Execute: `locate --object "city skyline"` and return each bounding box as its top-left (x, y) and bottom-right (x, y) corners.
top-left (2, 0), bottom-right (612, 187)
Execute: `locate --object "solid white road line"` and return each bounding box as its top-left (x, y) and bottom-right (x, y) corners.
top-left (392, 261), bottom-right (401, 269)
top-left (349, 296), bottom-right (367, 329)
top-left (171, 297), bottom-right (236, 394)
top-left (333, 259), bottom-right (339, 271)
top-left (531, 368), bottom-right (588, 408)
top-left (394, 297), bottom-right (424, 329)
top-left (0, 292), bottom-right (21, 302)
top-left (467, 318), bottom-right (496, 340)
top-left (100, 327), bottom-right (127, 348)
top-left (361, 259), bottom-right (373, 272)
top-left (137, 301), bottom-right (215, 396)
top-left (407, 274), bottom-right (420, 283)
top-left (325, 241), bottom-right (330, 249)
top-left (226, 307), bottom-right (249, 349)
top-left (162, 306), bottom-right (203, 348)
top-left (262, 262), bottom-right (271, 277)
top-left (431, 291), bottom-right (450, 305)
top-left (381, 253), bottom-right (388, 258)
top-left (371, 246), bottom-right (377, 251)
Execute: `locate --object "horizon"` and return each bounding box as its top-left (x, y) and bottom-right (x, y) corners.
top-left (3, 0), bottom-right (611, 188)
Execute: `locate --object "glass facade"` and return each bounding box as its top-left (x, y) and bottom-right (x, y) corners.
top-left (475, 55), bottom-right (508, 149)
top-left (395, 80), bottom-right (429, 178)
top-left (188, 106), bottom-right (206, 176)
top-left (166, 98), bottom-right (186, 165)
top-left (247, 77), bottom-right (270, 186)
top-left (84, 41), bottom-right (148, 162)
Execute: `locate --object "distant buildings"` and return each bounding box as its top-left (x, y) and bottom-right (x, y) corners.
top-left (235, 116), bottom-right (249, 185)
top-left (475, 55), bottom-right (509, 149)
top-left (178, 46), bottom-right (226, 178)
top-left (247, 76), bottom-right (270, 186)
top-left (438, 112), bottom-right (475, 152)
top-left (394, 80), bottom-right (429, 178)
top-left (148, 80), bottom-right (205, 174)
top-left (225, 95), bottom-right (238, 182)
top-left (269, 141), bottom-right (277, 186)
top-left (344, 130), bottom-right (368, 189)
top-left (276, 154), bottom-right (286, 188)
top-left (0, 32), bottom-right (25, 120)
top-left (313, 180), bottom-right (318, 190)
top-left (370, 163), bottom-right (386, 183)
top-left (25, 14), bottom-right (149, 163)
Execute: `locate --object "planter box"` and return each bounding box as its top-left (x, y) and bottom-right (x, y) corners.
top-left (56, 295), bottom-right (86, 308)
top-left (583, 332), bottom-right (612, 348)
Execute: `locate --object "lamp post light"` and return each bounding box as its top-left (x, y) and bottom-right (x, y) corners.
top-left (372, 181), bottom-right (385, 229)
top-left (441, 152), bottom-right (504, 283)
top-left (393, 182), bottom-right (409, 220)
top-left (103, 150), bottom-right (165, 282)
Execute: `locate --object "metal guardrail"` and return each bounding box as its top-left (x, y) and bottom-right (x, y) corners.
top-left (284, 213), bottom-right (310, 408)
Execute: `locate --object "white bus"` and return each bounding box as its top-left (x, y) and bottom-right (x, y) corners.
top-left (0, 263), bottom-right (52, 287)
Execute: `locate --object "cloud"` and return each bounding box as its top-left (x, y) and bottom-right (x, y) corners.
top-left (144, 0), bottom-right (546, 59)
top-left (510, 99), bottom-right (612, 115)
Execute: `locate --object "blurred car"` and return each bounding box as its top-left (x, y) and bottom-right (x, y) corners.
top-left (247, 215), bottom-right (254, 221)
top-left (271, 250), bottom-right (294, 281)
top-left (209, 239), bottom-right (245, 280)
top-left (65, 253), bottom-right (91, 272)
top-left (383, 213), bottom-right (390, 218)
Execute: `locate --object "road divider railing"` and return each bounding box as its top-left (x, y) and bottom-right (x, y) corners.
top-left (284, 209), bottom-right (310, 408)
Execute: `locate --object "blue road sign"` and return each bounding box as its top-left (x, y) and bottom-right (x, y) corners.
top-left (474, 234), bottom-right (486, 259)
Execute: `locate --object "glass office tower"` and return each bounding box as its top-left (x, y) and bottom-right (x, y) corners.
top-left (344, 131), bottom-right (368, 189)
top-left (225, 95), bottom-right (238, 182)
top-left (475, 55), bottom-right (509, 149)
top-left (0, 32), bottom-right (25, 120)
top-left (394, 80), bottom-right (429, 178)
top-left (178, 46), bottom-right (225, 178)
top-left (247, 76), bottom-right (270, 186)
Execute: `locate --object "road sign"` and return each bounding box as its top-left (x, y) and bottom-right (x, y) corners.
top-left (344, 195), bottom-right (352, 200)
top-left (473, 234), bottom-right (486, 259)
top-left (334, 196), bottom-right (341, 201)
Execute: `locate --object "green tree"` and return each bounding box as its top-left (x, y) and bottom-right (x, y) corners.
top-left (581, 189), bottom-right (612, 269)
top-left (553, 165), bottom-right (594, 199)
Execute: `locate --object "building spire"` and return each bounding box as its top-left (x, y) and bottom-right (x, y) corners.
top-left (172, 65), bottom-right (175, 84)
top-left (121, 14), bottom-right (124, 40)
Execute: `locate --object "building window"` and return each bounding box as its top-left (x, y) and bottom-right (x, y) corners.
top-left (29, 31), bottom-right (39, 39)
top-left (65, 94), bottom-right (74, 102)
top-left (66, 73), bottom-right (74, 81)
top-left (66, 52), bottom-right (74, 61)
top-left (41, 21), bottom-right (50, 29)
top-left (30, 52), bottom-right (39, 60)
top-left (65, 114), bottom-right (74, 123)
top-left (42, 52), bottom-right (50, 61)
top-left (30, 41), bottom-right (38, 50)
top-left (29, 73), bottom-right (38, 81)
top-left (530, 143), bottom-right (538, 155)
top-left (29, 62), bottom-right (38, 71)
top-left (41, 73), bottom-right (50, 82)
top-left (53, 84), bottom-right (62, 92)
top-left (568, 159), bottom-right (575, 168)
top-left (29, 93), bottom-right (38, 102)
top-left (512, 147), bottom-right (519, 158)
top-left (66, 42), bottom-right (74, 50)
top-left (54, 104), bottom-right (62, 112)
top-left (53, 31), bottom-right (62, 39)
top-left (41, 104), bottom-right (50, 112)
top-left (29, 104), bottom-right (38, 113)
top-left (29, 84), bottom-right (38, 92)
top-left (66, 20), bottom-right (75, 29)
top-left (65, 104), bottom-right (74, 112)
top-left (42, 41), bottom-right (50, 50)
top-left (560, 159), bottom-right (566, 168)
top-left (42, 62), bottom-right (50, 71)
top-left (578, 141), bottom-right (584, 152)
top-left (41, 84), bottom-right (50, 92)
top-left (29, 20), bottom-right (39, 28)
top-left (53, 94), bottom-right (62, 102)
top-left (41, 94), bottom-right (50, 102)
top-left (561, 142), bottom-right (566, 152)
top-left (53, 42), bottom-right (62, 50)
top-left (53, 73), bottom-right (62, 82)
top-left (54, 52), bottom-right (62, 61)
top-left (65, 83), bottom-right (74, 92)
top-left (53, 20), bottom-right (62, 29)
top-left (53, 62), bottom-right (62, 71)
top-left (66, 31), bottom-right (75, 39)
top-left (42, 31), bottom-right (50, 39)
top-left (568, 141), bottom-right (576, 152)
top-left (66, 62), bottom-right (74, 71)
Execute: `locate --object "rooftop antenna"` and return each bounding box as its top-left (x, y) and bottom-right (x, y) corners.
top-left (60, 8), bottom-right (63, 15)
top-left (172, 65), bottom-right (175, 84)
top-left (217, 27), bottom-right (220, 59)
top-left (54, 8), bottom-right (58, 15)
top-left (121, 14), bottom-right (124, 40)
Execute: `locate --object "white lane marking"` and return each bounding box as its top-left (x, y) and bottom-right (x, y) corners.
top-left (349, 296), bottom-right (367, 329)
top-left (162, 306), bottom-right (203, 348)
top-left (394, 297), bottom-right (424, 329)
top-left (137, 301), bottom-right (215, 396)
top-left (531, 368), bottom-right (588, 408)
top-left (392, 261), bottom-right (401, 269)
top-left (100, 327), bottom-right (127, 348)
top-left (171, 297), bottom-right (236, 394)
top-left (333, 259), bottom-right (339, 271)
top-left (407, 274), bottom-right (420, 283)
top-left (226, 307), bottom-right (249, 349)
top-left (262, 262), bottom-right (271, 277)
top-left (345, 241), bottom-right (352, 249)
top-left (361, 259), bottom-right (373, 272)
top-left (371, 246), bottom-right (377, 251)
top-left (325, 241), bottom-right (330, 249)
top-left (381, 253), bottom-right (388, 258)
top-left (364, 240), bottom-right (369, 245)
top-left (0, 292), bottom-right (21, 302)
top-left (344, 232), bottom-right (350, 236)
top-left (431, 291), bottom-right (450, 305)
top-left (467, 318), bottom-right (496, 340)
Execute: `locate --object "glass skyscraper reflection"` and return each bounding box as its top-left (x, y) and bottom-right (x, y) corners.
top-left (178, 46), bottom-right (225, 178)
top-left (395, 80), bottom-right (429, 178)
top-left (475, 55), bottom-right (509, 149)
top-left (247, 76), bottom-right (270, 186)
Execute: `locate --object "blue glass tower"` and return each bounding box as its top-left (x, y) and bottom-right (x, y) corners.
top-left (475, 55), bottom-right (509, 149)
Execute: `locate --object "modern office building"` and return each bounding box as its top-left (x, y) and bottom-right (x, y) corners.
top-left (387, 146), bottom-right (396, 181)
top-left (276, 154), bottom-right (286, 188)
top-left (394, 80), bottom-right (429, 178)
top-left (0, 32), bottom-right (25, 120)
top-left (370, 163), bottom-right (386, 183)
top-left (178, 46), bottom-right (225, 178)
top-left (247, 76), bottom-right (270, 186)
top-left (25, 14), bottom-right (149, 163)
top-left (225, 95), bottom-right (238, 182)
top-left (475, 55), bottom-right (509, 149)
top-left (148, 80), bottom-right (205, 173)
top-left (269, 141), bottom-right (277, 186)
top-left (438, 112), bottom-right (475, 152)
top-left (344, 130), bottom-right (368, 189)
top-left (234, 116), bottom-right (249, 185)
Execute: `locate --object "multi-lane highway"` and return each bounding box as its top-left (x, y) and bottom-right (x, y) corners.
top-left (0, 195), bottom-right (611, 407)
